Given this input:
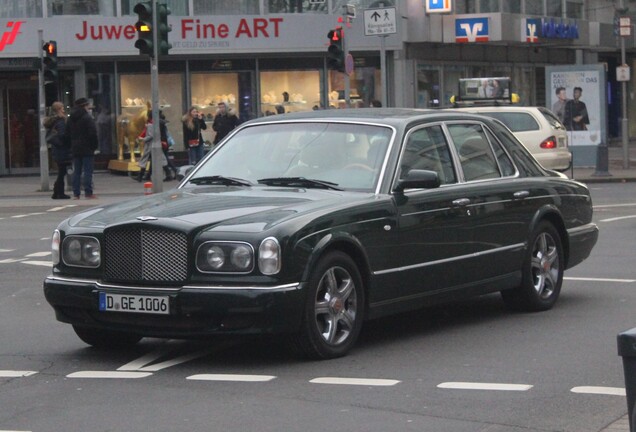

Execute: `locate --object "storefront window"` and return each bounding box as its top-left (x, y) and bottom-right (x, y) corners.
top-left (87, 64), bottom-right (116, 156)
top-left (327, 58), bottom-right (380, 109)
top-left (261, 70), bottom-right (320, 114)
top-left (416, 67), bottom-right (440, 108)
top-left (48, 0), bottom-right (115, 16)
top-left (118, 73), bottom-right (184, 156)
top-left (266, 0), bottom-right (327, 13)
top-left (190, 73), bottom-right (241, 145)
top-left (121, 0), bottom-right (187, 15)
top-left (194, 0), bottom-right (259, 15)
top-left (0, 0), bottom-right (42, 17)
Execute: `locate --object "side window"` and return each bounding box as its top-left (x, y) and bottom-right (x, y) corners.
top-left (447, 124), bottom-right (501, 182)
top-left (485, 129), bottom-right (516, 177)
top-left (400, 125), bottom-right (457, 185)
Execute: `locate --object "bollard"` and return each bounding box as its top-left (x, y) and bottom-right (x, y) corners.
top-left (144, 181), bottom-right (153, 195)
top-left (592, 141), bottom-right (612, 177)
top-left (617, 328), bottom-right (636, 432)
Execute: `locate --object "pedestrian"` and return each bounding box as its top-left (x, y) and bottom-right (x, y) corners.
top-left (211, 101), bottom-right (240, 146)
top-left (44, 101), bottom-right (71, 199)
top-left (66, 97), bottom-right (98, 199)
top-left (182, 106), bottom-right (207, 165)
top-left (136, 110), bottom-right (169, 182)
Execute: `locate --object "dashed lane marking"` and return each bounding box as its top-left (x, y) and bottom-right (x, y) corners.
top-left (594, 203), bottom-right (636, 208)
top-left (437, 382), bottom-right (533, 391)
top-left (600, 215), bottom-right (636, 223)
top-left (0, 249), bottom-right (14, 253)
top-left (564, 277), bottom-right (636, 283)
top-left (21, 261), bottom-right (51, 267)
top-left (25, 252), bottom-right (51, 257)
top-left (310, 377), bottom-right (400, 386)
top-left (0, 259), bottom-right (26, 264)
top-left (571, 386), bottom-right (626, 396)
top-left (0, 370), bottom-right (37, 378)
top-left (47, 205), bottom-right (77, 212)
top-left (187, 374), bottom-right (276, 382)
top-left (11, 213), bottom-right (44, 219)
top-left (67, 371), bottom-right (151, 379)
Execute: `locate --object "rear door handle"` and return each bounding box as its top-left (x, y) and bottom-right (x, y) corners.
top-left (452, 198), bottom-right (471, 207)
top-left (513, 190), bottom-right (530, 199)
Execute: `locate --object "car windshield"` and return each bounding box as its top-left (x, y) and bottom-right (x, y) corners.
top-left (190, 121), bottom-right (393, 192)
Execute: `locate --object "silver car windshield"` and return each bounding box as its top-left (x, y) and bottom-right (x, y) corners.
top-left (191, 122), bottom-right (392, 191)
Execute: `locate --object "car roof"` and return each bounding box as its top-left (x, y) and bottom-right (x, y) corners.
top-left (243, 108), bottom-right (501, 128)
top-left (450, 106), bottom-right (547, 114)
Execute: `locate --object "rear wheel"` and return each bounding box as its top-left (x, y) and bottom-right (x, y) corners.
top-left (501, 221), bottom-right (564, 312)
top-left (73, 325), bottom-right (142, 349)
top-left (292, 251), bottom-right (365, 360)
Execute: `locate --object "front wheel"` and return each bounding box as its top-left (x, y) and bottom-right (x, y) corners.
top-left (73, 325), bottom-right (142, 349)
top-left (292, 251), bottom-right (365, 360)
top-left (501, 221), bottom-right (564, 312)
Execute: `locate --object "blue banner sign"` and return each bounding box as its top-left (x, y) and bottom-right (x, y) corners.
top-left (526, 18), bottom-right (579, 41)
top-left (455, 17), bottom-right (489, 43)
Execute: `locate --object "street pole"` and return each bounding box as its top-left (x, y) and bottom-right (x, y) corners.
top-left (380, 35), bottom-right (387, 107)
top-left (150, 0), bottom-right (163, 192)
top-left (619, 0), bottom-right (630, 169)
top-left (38, 29), bottom-right (50, 192)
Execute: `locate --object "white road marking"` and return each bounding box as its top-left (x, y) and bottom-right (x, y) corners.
top-left (187, 374), bottom-right (276, 382)
top-left (310, 377), bottom-right (400, 386)
top-left (0, 249), bottom-right (14, 253)
top-left (600, 215), bottom-right (636, 223)
top-left (21, 261), bottom-right (52, 267)
top-left (67, 371), bottom-right (152, 379)
top-left (437, 382), bottom-right (533, 391)
top-left (117, 349), bottom-right (166, 371)
top-left (48, 205), bottom-right (77, 212)
top-left (40, 237), bottom-right (50, 241)
top-left (565, 277), bottom-right (636, 283)
top-left (25, 252), bottom-right (51, 257)
top-left (0, 370), bottom-right (38, 378)
top-left (11, 213), bottom-right (44, 218)
top-left (594, 203), bottom-right (636, 209)
top-left (137, 350), bottom-right (214, 372)
top-left (571, 386), bottom-right (625, 396)
top-left (0, 258), bottom-right (26, 264)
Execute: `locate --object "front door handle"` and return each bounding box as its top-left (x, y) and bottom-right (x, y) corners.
top-left (452, 198), bottom-right (471, 207)
top-left (513, 190), bottom-right (530, 200)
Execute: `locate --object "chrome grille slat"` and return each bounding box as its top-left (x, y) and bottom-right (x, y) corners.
top-left (103, 227), bottom-right (188, 283)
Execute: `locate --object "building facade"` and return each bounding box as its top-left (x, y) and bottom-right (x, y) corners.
top-left (0, 0), bottom-right (631, 175)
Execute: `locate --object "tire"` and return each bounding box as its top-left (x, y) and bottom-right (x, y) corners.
top-left (292, 251), bottom-right (365, 360)
top-left (73, 325), bottom-right (142, 349)
top-left (501, 221), bottom-right (564, 312)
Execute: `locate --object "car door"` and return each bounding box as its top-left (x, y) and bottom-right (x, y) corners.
top-left (389, 124), bottom-right (479, 301)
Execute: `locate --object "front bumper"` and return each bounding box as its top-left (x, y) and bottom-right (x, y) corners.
top-left (43, 276), bottom-right (305, 338)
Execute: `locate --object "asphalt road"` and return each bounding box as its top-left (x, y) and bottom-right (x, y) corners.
top-left (0, 182), bottom-right (635, 432)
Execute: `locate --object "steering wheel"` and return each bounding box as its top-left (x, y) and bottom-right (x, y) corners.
top-left (342, 163), bottom-right (374, 172)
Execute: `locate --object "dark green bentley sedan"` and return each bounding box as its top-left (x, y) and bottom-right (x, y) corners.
top-left (44, 109), bottom-right (598, 359)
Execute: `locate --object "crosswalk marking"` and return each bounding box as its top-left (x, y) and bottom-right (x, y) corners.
top-left (571, 386), bottom-right (625, 396)
top-left (0, 370), bottom-right (37, 378)
top-left (25, 252), bottom-right (51, 257)
top-left (67, 371), bottom-right (151, 379)
top-left (437, 382), bottom-right (533, 391)
top-left (310, 377), bottom-right (400, 386)
top-left (21, 261), bottom-right (51, 267)
top-left (187, 374), bottom-right (276, 382)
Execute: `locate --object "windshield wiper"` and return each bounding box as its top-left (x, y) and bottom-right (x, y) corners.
top-left (188, 175), bottom-right (252, 187)
top-left (257, 177), bottom-right (343, 191)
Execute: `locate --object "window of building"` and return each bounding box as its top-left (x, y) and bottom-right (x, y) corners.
top-left (267, 0), bottom-right (327, 13)
top-left (0, 0), bottom-right (42, 17)
top-left (48, 0), bottom-right (115, 16)
top-left (502, 2), bottom-right (521, 13)
top-left (416, 67), bottom-right (440, 108)
top-left (193, 0), bottom-right (259, 15)
top-left (479, 0), bottom-right (500, 13)
top-left (546, 0), bottom-right (563, 17)
top-left (525, 0), bottom-right (543, 15)
top-left (566, 1), bottom-right (583, 19)
top-left (121, 0), bottom-right (187, 15)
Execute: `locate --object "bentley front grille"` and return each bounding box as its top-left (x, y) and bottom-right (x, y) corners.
top-left (103, 227), bottom-right (188, 284)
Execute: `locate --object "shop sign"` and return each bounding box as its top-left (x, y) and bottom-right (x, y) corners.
top-left (455, 17), bottom-right (489, 43)
top-left (526, 18), bottom-right (579, 42)
top-left (0, 21), bottom-right (24, 52)
top-left (425, 0), bottom-right (452, 14)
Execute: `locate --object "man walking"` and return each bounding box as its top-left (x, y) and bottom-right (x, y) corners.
top-left (212, 102), bottom-right (240, 145)
top-left (66, 98), bottom-right (98, 199)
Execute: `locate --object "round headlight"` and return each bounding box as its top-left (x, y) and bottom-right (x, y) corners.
top-left (66, 238), bottom-right (82, 262)
top-left (230, 244), bottom-right (253, 270)
top-left (206, 245), bottom-right (225, 269)
top-left (84, 241), bottom-right (100, 266)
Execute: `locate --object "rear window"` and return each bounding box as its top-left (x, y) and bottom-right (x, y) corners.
top-left (480, 112), bottom-right (539, 132)
top-left (538, 107), bottom-right (566, 130)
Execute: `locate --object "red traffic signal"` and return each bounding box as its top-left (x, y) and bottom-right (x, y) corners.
top-left (327, 28), bottom-right (345, 72)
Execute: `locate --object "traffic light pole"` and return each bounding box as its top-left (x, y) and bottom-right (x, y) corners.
top-left (149, 0), bottom-right (162, 193)
top-left (38, 29), bottom-right (50, 192)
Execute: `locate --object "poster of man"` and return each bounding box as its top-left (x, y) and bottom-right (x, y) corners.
top-left (547, 68), bottom-right (602, 146)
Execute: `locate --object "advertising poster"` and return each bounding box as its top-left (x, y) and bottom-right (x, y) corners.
top-left (546, 65), bottom-right (607, 167)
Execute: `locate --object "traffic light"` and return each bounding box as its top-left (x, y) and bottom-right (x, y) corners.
top-left (42, 41), bottom-right (58, 84)
top-left (134, 1), bottom-right (153, 56)
top-left (157, 2), bottom-right (171, 55)
top-left (327, 27), bottom-right (345, 72)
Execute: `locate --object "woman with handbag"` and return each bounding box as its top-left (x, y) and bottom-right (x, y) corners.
top-left (44, 101), bottom-right (71, 199)
top-left (182, 106), bottom-right (207, 165)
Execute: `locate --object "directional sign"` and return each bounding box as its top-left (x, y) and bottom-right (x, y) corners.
top-left (364, 7), bottom-right (396, 36)
top-left (426, 0), bottom-right (452, 14)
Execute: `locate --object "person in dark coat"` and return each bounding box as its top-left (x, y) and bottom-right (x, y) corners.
top-left (182, 106), bottom-right (207, 165)
top-left (211, 102), bottom-right (240, 145)
top-left (66, 97), bottom-right (98, 199)
top-left (44, 101), bottom-right (71, 199)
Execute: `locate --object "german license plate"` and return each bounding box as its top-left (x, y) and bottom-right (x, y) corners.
top-left (99, 292), bottom-right (170, 315)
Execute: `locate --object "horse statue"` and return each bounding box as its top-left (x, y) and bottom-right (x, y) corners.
top-left (116, 103), bottom-right (149, 162)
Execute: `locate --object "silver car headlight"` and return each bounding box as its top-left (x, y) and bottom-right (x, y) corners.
top-left (196, 242), bottom-right (254, 273)
top-left (61, 235), bottom-right (100, 268)
top-left (258, 237), bottom-right (281, 275)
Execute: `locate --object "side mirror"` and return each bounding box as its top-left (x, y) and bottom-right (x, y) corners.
top-left (394, 169), bottom-right (441, 193)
